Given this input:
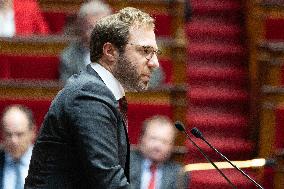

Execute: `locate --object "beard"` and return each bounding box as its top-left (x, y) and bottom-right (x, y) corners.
top-left (112, 54), bottom-right (149, 92)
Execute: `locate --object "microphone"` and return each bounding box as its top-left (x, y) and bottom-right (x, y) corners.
top-left (174, 121), bottom-right (237, 189)
top-left (190, 127), bottom-right (264, 189)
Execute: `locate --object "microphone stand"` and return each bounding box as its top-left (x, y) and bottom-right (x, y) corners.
top-left (190, 127), bottom-right (264, 189)
top-left (175, 122), bottom-right (237, 189)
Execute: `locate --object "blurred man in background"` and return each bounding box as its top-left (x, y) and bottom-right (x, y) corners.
top-left (0, 105), bottom-right (35, 189)
top-left (130, 115), bottom-right (189, 189)
top-left (59, 0), bottom-right (112, 83)
top-left (0, 0), bottom-right (49, 37)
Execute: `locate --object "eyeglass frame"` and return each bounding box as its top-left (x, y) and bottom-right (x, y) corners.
top-left (127, 43), bottom-right (162, 60)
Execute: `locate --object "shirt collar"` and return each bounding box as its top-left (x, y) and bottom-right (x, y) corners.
top-left (5, 145), bottom-right (33, 166)
top-left (90, 63), bottom-right (125, 100)
top-left (143, 158), bottom-right (153, 170)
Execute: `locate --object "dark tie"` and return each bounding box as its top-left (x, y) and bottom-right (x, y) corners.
top-left (148, 163), bottom-right (157, 189)
top-left (118, 96), bottom-right (130, 182)
top-left (118, 96), bottom-right (128, 125)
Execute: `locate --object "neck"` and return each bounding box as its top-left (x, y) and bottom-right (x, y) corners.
top-left (98, 59), bottom-right (113, 74)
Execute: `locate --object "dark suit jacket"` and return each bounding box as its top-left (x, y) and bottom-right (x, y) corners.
top-left (59, 42), bottom-right (88, 83)
top-left (25, 65), bottom-right (130, 189)
top-left (130, 150), bottom-right (189, 189)
top-left (0, 151), bottom-right (5, 189)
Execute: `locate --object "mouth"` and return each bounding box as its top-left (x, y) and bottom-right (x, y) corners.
top-left (141, 74), bottom-right (150, 81)
top-left (141, 75), bottom-right (150, 84)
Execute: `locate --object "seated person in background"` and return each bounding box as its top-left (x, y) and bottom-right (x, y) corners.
top-left (59, 0), bottom-right (112, 83)
top-left (0, 0), bottom-right (49, 37)
top-left (0, 105), bottom-right (35, 189)
top-left (130, 115), bottom-right (189, 189)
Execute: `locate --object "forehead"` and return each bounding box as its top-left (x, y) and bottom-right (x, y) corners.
top-left (128, 26), bottom-right (157, 48)
top-left (2, 109), bottom-right (30, 132)
top-left (144, 122), bottom-right (174, 138)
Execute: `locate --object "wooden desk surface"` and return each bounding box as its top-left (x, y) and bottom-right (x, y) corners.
top-left (0, 36), bottom-right (73, 56)
top-left (0, 79), bottom-right (187, 105)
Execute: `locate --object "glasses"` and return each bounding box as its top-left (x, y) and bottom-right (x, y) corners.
top-left (128, 43), bottom-right (161, 60)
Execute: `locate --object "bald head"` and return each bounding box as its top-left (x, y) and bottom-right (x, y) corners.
top-left (139, 115), bottom-right (176, 164)
top-left (1, 105), bottom-right (35, 160)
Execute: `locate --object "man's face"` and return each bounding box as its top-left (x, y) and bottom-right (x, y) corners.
top-left (139, 121), bottom-right (175, 163)
top-left (2, 108), bottom-right (34, 160)
top-left (113, 26), bottom-right (159, 92)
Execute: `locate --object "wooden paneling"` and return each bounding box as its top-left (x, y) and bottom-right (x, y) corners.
top-left (246, 1), bottom-right (284, 187)
top-left (259, 86), bottom-right (284, 189)
top-left (0, 36), bottom-right (71, 56)
top-left (38, 0), bottom-right (183, 15)
top-left (257, 41), bottom-right (284, 87)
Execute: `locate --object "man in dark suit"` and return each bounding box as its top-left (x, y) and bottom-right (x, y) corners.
top-left (130, 115), bottom-right (189, 189)
top-left (24, 7), bottom-right (159, 189)
top-left (0, 105), bottom-right (35, 189)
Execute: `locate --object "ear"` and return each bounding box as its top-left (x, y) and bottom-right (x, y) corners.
top-left (102, 42), bottom-right (119, 63)
top-left (30, 126), bottom-right (37, 143)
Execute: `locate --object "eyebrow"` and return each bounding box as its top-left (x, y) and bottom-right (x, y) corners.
top-left (129, 42), bottom-right (158, 49)
top-left (137, 44), bottom-right (159, 51)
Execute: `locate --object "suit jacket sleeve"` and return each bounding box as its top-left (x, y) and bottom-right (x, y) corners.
top-left (177, 167), bottom-right (190, 189)
top-left (67, 84), bottom-right (130, 188)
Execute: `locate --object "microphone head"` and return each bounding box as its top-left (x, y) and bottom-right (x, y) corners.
top-left (265, 158), bottom-right (277, 167)
top-left (190, 127), bottom-right (203, 139)
top-left (174, 121), bottom-right (185, 132)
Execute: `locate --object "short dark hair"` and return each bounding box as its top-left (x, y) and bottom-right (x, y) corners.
top-left (1, 104), bottom-right (35, 130)
top-left (90, 7), bottom-right (155, 62)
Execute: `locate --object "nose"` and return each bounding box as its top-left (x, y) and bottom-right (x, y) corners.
top-left (147, 53), bottom-right (159, 69)
top-left (10, 135), bottom-right (19, 144)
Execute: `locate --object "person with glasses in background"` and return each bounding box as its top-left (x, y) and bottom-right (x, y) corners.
top-left (130, 115), bottom-right (190, 189)
top-left (0, 105), bottom-right (36, 189)
top-left (25, 7), bottom-right (159, 189)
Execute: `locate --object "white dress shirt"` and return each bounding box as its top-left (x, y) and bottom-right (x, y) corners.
top-left (3, 146), bottom-right (33, 189)
top-left (84, 51), bottom-right (91, 66)
top-left (140, 159), bottom-right (162, 189)
top-left (90, 63), bottom-right (125, 100)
